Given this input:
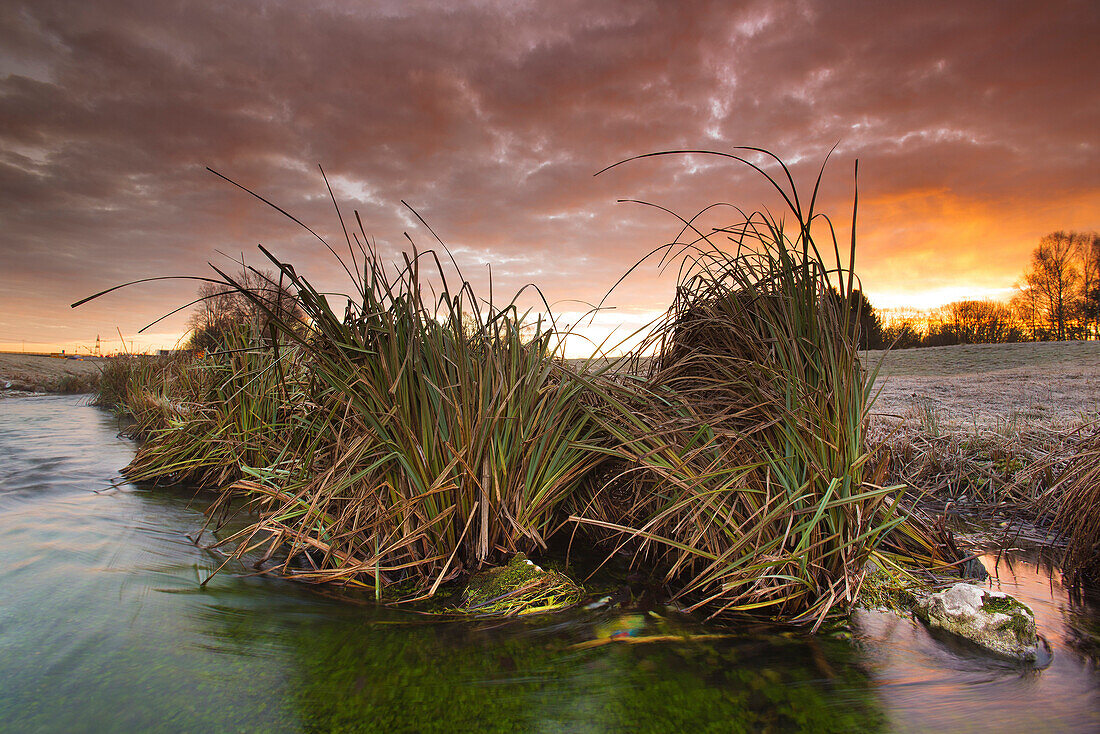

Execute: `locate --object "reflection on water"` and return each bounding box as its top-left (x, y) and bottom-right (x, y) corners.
top-left (854, 544), bottom-right (1100, 733)
top-left (0, 396), bottom-right (1097, 732)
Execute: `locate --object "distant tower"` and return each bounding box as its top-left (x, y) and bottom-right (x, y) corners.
top-left (94, 334), bottom-right (101, 357)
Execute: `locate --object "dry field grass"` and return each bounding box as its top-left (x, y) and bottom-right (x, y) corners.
top-left (0, 352), bottom-right (104, 395)
top-left (867, 341), bottom-right (1100, 431)
top-left (864, 341), bottom-right (1100, 507)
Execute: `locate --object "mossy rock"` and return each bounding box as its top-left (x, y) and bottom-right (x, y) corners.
top-left (912, 583), bottom-right (1039, 661)
top-left (454, 554), bottom-right (583, 617)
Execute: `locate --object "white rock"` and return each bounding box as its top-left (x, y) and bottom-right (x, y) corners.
top-left (940, 583), bottom-right (985, 617)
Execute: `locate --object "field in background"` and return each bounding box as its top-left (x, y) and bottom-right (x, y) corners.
top-left (867, 341), bottom-right (1100, 430)
top-left (0, 353), bottom-right (104, 394)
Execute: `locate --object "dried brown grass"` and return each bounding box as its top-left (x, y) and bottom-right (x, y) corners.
top-left (867, 415), bottom-right (1085, 509)
top-left (1049, 431), bottom-right (1100, 587)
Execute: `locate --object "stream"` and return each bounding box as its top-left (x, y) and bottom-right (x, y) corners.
top-left (1, 395), bottom-right (1098, 732)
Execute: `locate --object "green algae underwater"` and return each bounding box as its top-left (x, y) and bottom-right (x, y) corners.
top-left (285, 612), bottom-right (883, 733)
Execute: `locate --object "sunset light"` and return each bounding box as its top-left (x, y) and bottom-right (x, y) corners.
top-left (1, 2), bottom-right (1096, 354)
top-left (2, 4), bottom-right (1100, 732)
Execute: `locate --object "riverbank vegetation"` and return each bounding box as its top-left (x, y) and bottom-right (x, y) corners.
top-left (1051, 435), bottom-right (1100, 586)
top-left (80, 151), bottom-right (1005, 623)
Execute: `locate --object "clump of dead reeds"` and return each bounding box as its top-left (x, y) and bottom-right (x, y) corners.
top-left (187, 193), bottom-right (608, 593)
top-left (122, 325), bottom-right (308, 487)
top-left (92, 353), bottom-right (194, 434)
top-left (78, 180), bottom-right (606, 599)
top-left (567, 149), bottom-right (936, 625)
top-left (1050, 430), bottom-right (1100, 587)
top-left (76, 151), bottom-right (962, 622)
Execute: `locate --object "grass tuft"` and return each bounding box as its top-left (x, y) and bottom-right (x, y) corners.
top-left (76, 149), bottom-right (964, 621)
top-left (567, 149), bottom-right (936, 625)
top-left (1051, 430), bottom-right (1100, 587)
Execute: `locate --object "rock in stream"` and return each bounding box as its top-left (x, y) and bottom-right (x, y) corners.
top-left (913, 582), bottom-right (1040, 661)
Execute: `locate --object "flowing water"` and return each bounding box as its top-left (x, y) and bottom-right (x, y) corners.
top-left (1, 395), bottom-right (1098, 733)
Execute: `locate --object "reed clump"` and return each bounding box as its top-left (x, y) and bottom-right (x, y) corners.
top-left (196, 228), bottom-right (607, 592)
top-left (1050, 430), bottom-right (1100, 587)
top-left (122, 325), bottom-right (308, 487)
top-left (92, 353), bottom-right (195, 434)
top-left (80, 150), bottom-right (961, 622)
top-left (568, 150), bottom-right (935, 625)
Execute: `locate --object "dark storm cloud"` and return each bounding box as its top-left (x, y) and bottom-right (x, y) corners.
top-left (0, 0), bottom-right (1097, 349)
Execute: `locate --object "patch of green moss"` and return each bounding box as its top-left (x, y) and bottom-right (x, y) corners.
top-left (993, 456), bottom-right (1025, 475)
top-left (380, 575), bottom-right (422, 601)
top-left (857, 569), bottom-right (922, 614)
top-left (462, 554), bottom-right (543, 601)
top-left (455, 554), bottom-right (583, 617)
top-left (982, 594), bottom-right (1036, 641)
top-left (982, 595), bottom-right (1018, 614)
top-left (287, 612), bottom-right (886, 733)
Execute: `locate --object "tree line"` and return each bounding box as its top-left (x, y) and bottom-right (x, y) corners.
top-left (865, 230), bottom-right (1100, 349)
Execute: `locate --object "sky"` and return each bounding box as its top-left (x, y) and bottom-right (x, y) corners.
top-left (1, 0), bottom-right (1097, 355)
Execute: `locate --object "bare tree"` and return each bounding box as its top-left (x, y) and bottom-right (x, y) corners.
top-left (1076, 232), bottom-right (1100, 339)
top-left (922, 307), bottom-right (957, 347)
top-left (880, 317), bottom-right (922, 348)
top-left (1024, 231), bottom-right (1082, 341)
top-left (1011, 285), bottom-right (1042, 341)
top-left (944, 299), bottom-right (1020, 344)
top-left (186, 269), bottom-right (304, 351)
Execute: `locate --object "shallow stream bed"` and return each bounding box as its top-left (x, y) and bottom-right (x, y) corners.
top-left (1, 395), bottom-right (1098, 732)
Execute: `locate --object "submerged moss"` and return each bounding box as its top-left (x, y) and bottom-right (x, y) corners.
top-left (287, 612), bottom-right (886, 733)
